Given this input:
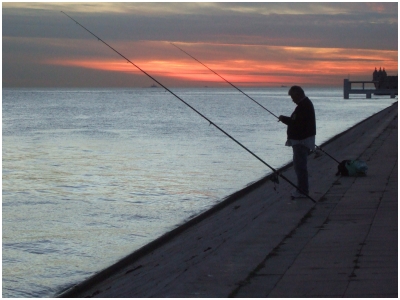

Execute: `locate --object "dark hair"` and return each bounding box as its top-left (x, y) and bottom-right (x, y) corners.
top-left (288, 86), bottom-right (305, 97)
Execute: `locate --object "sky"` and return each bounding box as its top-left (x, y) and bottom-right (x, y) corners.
top-left (2, 2), bottom-right (398, 88)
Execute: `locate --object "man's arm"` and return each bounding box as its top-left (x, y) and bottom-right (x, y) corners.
top-left (279, 114), bottom-right (295, 125)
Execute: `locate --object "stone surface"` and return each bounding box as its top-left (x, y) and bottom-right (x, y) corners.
top-left (59, 103), bottom-right (398, 298)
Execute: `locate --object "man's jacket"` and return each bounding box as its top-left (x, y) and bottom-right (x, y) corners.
top-left (279, 97), bottom-right (316, 140)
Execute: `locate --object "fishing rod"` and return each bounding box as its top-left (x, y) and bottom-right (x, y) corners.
top-left (170, 43), bottom-right (280, 120)
top-left (171, 43), bottom-right (341, 164)
top-left (61, 11), bottom-right (316, 203)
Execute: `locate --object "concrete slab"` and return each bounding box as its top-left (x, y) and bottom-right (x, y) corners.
top-left (58, 102), bottom-right (398, 298)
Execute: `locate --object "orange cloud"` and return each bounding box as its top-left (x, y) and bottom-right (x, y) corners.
top-left (45, 44), bottom-right (397, 87)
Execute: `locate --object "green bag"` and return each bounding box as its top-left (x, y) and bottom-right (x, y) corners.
top-left (336, 159), bottom-right (368, 176)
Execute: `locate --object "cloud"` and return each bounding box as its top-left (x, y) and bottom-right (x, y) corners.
top-left (2, 2), bottom-right (398, 87)
top-left (3, 3), bottom-right (397, 49)
top-left (38, 41), bottom-right (396, 87)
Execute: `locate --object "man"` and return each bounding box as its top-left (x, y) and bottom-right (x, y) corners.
top-left (278, 86), bottom-right (316, 199)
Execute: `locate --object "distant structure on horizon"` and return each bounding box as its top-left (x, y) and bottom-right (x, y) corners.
top-left (343, 68), bottom-right (397, 99)
top-left (372, 67), bottom-right (398, 91)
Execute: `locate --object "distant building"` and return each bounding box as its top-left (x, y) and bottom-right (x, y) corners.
top-left (372, 67), bottom-right (398, 90)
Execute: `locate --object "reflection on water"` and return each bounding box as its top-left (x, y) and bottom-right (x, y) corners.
top-left (2, 87), bottom-right (395, 297)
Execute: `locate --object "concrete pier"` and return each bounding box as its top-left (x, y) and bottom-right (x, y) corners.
top-left (58, 102), bottom-right (398, 298)
top-left (344, 79), bottom-right (398, 99)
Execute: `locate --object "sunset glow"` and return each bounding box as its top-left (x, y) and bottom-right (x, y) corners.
top-left (3, 2), bottom-right (397, 88)
top-left (45, 44), bottom-right (398, 87)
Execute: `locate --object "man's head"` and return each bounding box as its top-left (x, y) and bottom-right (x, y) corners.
top-left (288, 86), bottom-right (305, 103)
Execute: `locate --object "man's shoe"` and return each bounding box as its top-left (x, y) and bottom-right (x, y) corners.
top-left (291, 190), bottom-right (308, 199)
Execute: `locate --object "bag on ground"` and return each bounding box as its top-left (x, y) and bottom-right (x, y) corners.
top-left (336, 159), bottom-right (368, 176)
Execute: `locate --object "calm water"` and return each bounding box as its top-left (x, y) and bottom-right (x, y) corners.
top-left (2, 87), bottom-right (396, 297)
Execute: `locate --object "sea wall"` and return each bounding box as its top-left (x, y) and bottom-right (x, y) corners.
top-left (58, 101), bottom-right (398, 297)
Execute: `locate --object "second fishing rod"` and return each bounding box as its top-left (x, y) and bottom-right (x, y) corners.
top-left (171, 43), bottom-right (341, 165)
top-left (61, 11), bottom-right (316, 203)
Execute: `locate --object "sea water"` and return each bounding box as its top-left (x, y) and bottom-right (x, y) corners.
top-left (2, 87), bottom-right (396, 297)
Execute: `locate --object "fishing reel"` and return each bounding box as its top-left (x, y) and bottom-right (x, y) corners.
top-left (271, 172), bottom-right (280, 191)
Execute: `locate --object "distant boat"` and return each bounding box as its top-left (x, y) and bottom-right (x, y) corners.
top-left (150, 84), bottom-right (158, 88)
